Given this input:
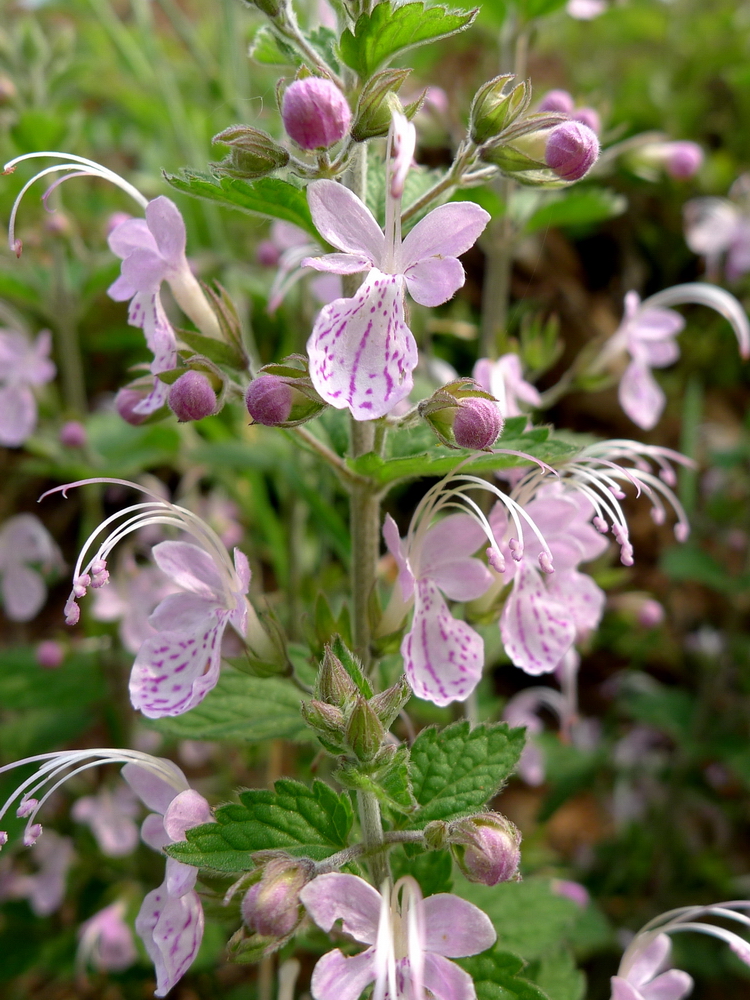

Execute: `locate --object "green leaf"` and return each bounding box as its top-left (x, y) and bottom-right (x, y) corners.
top-left (459, 948), bottom-right (551, 1000)
top-left (249, 25), bottom-right (298, 65)
top-left (179, 330), bottom-right (246, 370)
top-left (456, 878), bottom-right (582, 960)
top-left (347, 434), bottom-right (578, 488)
top-left (404, 721), bottom-right (525, 825)
top-left (163, 171), bottom-right (318, 240)
top-left (339, 1), bottom-right (477, 78)
top-left (390, 847), bottom-right (453, 895)
top-left (524, 188), bottom-right (627, 235)
top-left (148, 671), bottom-right (310, 742)
top-left (336, 746), bottom-right (415, 813)
top-left (660, 543), bottom-right (740, 593)
top-left (525, 949), bottom-right (585, 1000)
top-left (167, 778), bottom-right (353, 872)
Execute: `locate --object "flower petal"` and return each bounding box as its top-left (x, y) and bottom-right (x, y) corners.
top-left (307, 180), bottom-right (384, 262)
top-left (1, 563), bottom-right (46, 621)
top-left (163, 789), bottom-right (213, 842)
top-left (165, 856), bottom-right (198, 898)
top-left (641, 970), bottom-right (694, 1000)
top-left (309, 947), bottom-right (377, 1000)
top-left (0, 384), bottom-right (36, 447)
top-left (399, 202), bottom-right (490, 270)
top-left (300, 873), bottom-right (381, 945)
top-left (307, 271), bottom-right (417, 420)
top-left (402, 580), bottom-right (484, 706)
top-left (149, 592), bottom-right (223, 633)
top-left (152, 540), bottom-right (225, 598)
top-left (141, 813), bottom-right (172, 851)
top-left (145, 197), bottom-right (187, 265)
top-left (121, 248), bottom-right (169, 295)
top-left (610, 978), bottom-right (643, 1000)
top-left (546, 569), bottom-right (605, 634)
top-left (422, 895), bottom-right (496, 957)
top-left (135, 883), bottom-right (204, 998)
top-left (422, 953), bottom-right (478, 1000)
top-left (619, 360), bottom-right (665, 431)
top-left (383, 513), bottom-right (415, 602)
top-left (626, 934), bottom-right (672, 988)
top-left (303, 252), bottom-right (374, 274)
top-left (108, 217), bottom-right (156, 260)
top-left (404, 256), bottom-right (466, 307)
top-left (122, 761), bottom-right (187, 813)
top-left (129, 616), bottom-right (228, 718)
top-left (418, 514), bottom-right (493, 601)
top-left (500, 562), bottom-right (576, 675)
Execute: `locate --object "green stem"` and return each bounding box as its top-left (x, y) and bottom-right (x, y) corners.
top-left (357, 789), bottom-right (389, 887)
top-left (52, 246), bottom-right (87, 414)
top-left (401, 141), bottom-right (477, 224)
top-left (314, 829), bottom-right (425, 874)
top-left (349, 417), bottom-right (380, 668)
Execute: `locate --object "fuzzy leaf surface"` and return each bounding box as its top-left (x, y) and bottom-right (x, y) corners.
top-left (403, 721), bottom-right (525, 826)
top-left (166, 778), bottom-right (353, 873)
top-left (339, 2), bottom-right (477, 78)
top-left (459, 949), bottom-right (551, 1000)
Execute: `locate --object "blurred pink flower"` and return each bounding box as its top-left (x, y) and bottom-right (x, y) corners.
top-left (77, 901), bottom-right (138, 972)
top-left (0, 329), bottom-right (55, 447)
top-left (0, 514), bottom-right (62, 622)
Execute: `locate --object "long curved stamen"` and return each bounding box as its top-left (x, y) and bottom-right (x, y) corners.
top-left (0, 749), bottom-right (188, 848)
top-left (4, 152), bottom-right (148, 255)
top-left (373, 881), bottom-right (395, 1000)
top-left (642, 282), bottom-right (750, 359)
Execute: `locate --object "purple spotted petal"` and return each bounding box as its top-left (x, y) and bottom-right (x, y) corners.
top-left (108, 217), bottom-right (157, 260)
top-left (307, 270), bottom-right (417, 420)
top-left (402, 580), bottom-right (484, 706)
top-left (0, 384), bottom-right (37, 447)
top-left (309, 947), bottom-right (377, 1000)
top-left (307, 180), bottom-right (384, 262)
top-left (546, 570), bottom-right (605, 634)
top-left (165, 856), bottom-right (199, 898)
top-left (135, 883), bottom-right (204, 998)
top-left (149, 593), bottom-right (223, 633)
top-left (300, 873), bottom-right (381, 944)
top-left (1, 563), bottom-right (46, 621)
top-left (404, 256), bottom-right (466, 308)
top-left (500, 562), bottom-right (576, 675)
top-left (152, 541), bottom-right (225, 597)
top-left (145, 197), bottom-right (187, 266)
top-left (163, 789), bottom-right (213, 842)
top-left (129, 614), bottom-right (229, 718)
top-left (383, 513), bottom-right (415, 601)
top-left (107, 273), bottom-right (137, 302)
top-left (303, 252), bottom-right (374, 274)
top-left (422, 895), bottom-right (496, 957)
top-left (422, 953), bottom-right (478, 1000)
top-left (619, 359), bottom-right (665, 431)
top-left (399, 202), bottom-right (490, 270)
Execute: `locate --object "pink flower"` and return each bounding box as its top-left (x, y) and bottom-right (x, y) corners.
top-left (304, 112), bottom-right (489, 419)
top-left (91, 556), bottom-right (180, 654)
top-left (258, 220), bottom-right (342, 314)
top-left (0, 329), bottom-right (55, 446)
top-left (684, 194), bottom-right (750, 282)
top-left (0, 830), bottom-right (74, 916)
top-left (300, 873), bottom-right (497, 1000)
top-left (473, 354), bottom-right (541, 419)
top-left (0, 514), bottom-right (62, 622)
top-left (72, 783), bottom-right (141, 857)
top-left (77, 901), bottom-right (138, 973)
top-left (566, 0), bottom-right (607, 17)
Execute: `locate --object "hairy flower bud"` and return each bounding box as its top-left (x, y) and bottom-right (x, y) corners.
top-left (316, 646), bottom-right (358, 705)
top-left (664, 141), bottom-right (703, 180)
top-left (212, 125), bottom-right (290, 179)
top-left (245, 375), bottom-right (293, 426)
top-left (449, 813), bottom-right (521, 886)
top-left (36, 640), bottom-right (64, 669)
top-left (351, 69), bottom-right (411, 142)
top-left (573, 106), bottom-right (601, 135)
top-left (242, 859), bottom-right (315, 938)
top-left (368, 676), bottom-right (411, 729)
top-left (470, 75), bottom-right (530, 145)
top-left (114, 387), bottom-right (150, 426)
top-left (453, 398), bottom-right (503, 450)
top-left (168, 371), bottom-right (217, 422)
top-left (545, 121), bottom-right (599, 181)
top-left (59, 420), bottom-right (87, 448)
top-left (538, 89), bottom-right (574, 115)
top-left (346, 695), bottom-right (385, 762)
top-left (282, 79), bottom-right (351, 150)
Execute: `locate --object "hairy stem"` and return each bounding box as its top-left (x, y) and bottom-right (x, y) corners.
top-left (314, 829), bottom-right (426, 874)
top-left (357, 789), bottom-right (390, 887)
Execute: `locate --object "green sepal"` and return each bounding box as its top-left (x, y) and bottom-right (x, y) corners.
top-left (329, 634), bottom-right (373, 698)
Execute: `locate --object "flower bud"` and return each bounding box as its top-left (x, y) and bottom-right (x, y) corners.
top-left (36, 640), bottom-right (64, 669)
top-left (351, 69), bottom-right (411, 142)
top-left (282, 78), bottom-right (351, 150)
top-left (664, 141), bottom-right (703, 180)
top-left (300, 700), bottom-right (348, 752)
top-left (346, 695), bottom-right (385, 762)
top-left (453, 398), bottom-right (503, 450)
top-left (449, 812), bottom-right (521, 886)
top-left (572, 106), bottom-right (601, 135)
top-left (470, 75), bottom-right (530, 146)
top-left (368, 676), bottom-right (411, 729)
top-left (538, 89), bottom-right (574, 115)
top-left (168, 371), bottom-right (217, 422)
top-left (545, 121), bottom-right (599, 181)
top-left (316, 646), bottom-right (358, 705)
top-left (59, 420), bottom-right (87, 448)
top-left (114, 387), bottom-right (150, 426)
top-left (245, 375), bottom-right (293, 426)
top-left (242, 858), bottom-right (314, 938)
top-left (212, 125), bottom-right (290, 179)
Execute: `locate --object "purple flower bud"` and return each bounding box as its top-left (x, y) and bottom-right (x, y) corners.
top-left (551, 879), bottom-right (590, 908)
top-left (665, 141), bottom-right (703, 180)
top-left (638, 598), bottom-right (665, 628)
top-left (245, 375), bottom-right (293, 426)
top-left (59, 420), bottom-right (87, 448)
top-left (256, 239), bottom-right (280, 268)
top-left (168, 371), bottom-right (217, 422)
top-left (114, 388), bottom-right (150, 426)
top-left (572, 106), bottom-right (601, 135)
top-left (538, 89), bottom-right (574, 115)
top-left (453, 398), bottom-right (503, 450)
top-left (282, 78), bottom-right (352, 150)
top-left (545, 121), bottom-right (600, 181)
top-left (242, 858), bottom-right (314, 938)
top-left (449, 813), bottom-right (521, 886)
top-left (36, 640), bottom-right (65, 669)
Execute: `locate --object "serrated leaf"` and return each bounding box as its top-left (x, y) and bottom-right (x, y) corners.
top-left (390, 847), bottom-right (453, 895)
top-left (167, 778), bottom-right (353, 873)
top-left (404, 721), bottom-right (525, 826)
top-left (459, 949), bottom-right (551, 1000)
top-left (339, 1), bottom-right (477, 78)
top-left (163, 171), bottom-right (318, 240)
top-left (524, 189), bottom-right (627, 235)
top-left (178, 329), bottom-right (246, 369)
top-left (526, 949), bottom-right (585, 1000)
top-left (249, 24), bottom-right (298, 65)
top-left (147, 671), bottom-right (310, 742)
